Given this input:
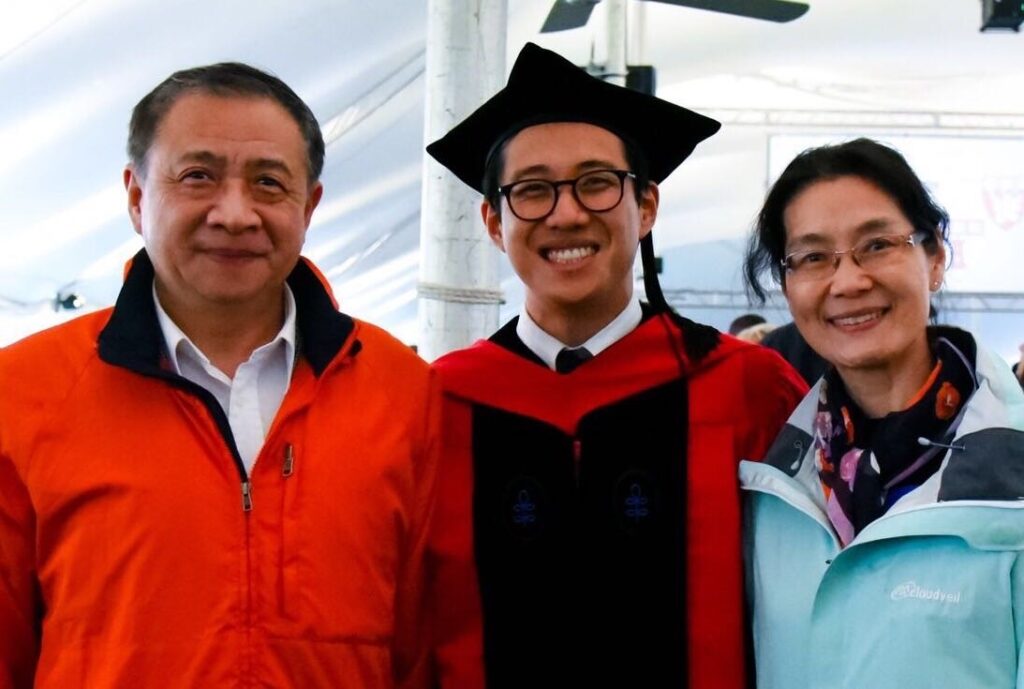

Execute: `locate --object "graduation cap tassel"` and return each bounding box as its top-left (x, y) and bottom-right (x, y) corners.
top-left (640, 232), bottom-right (668, 314)
top-left (640, 232), bottom-right (721, 366)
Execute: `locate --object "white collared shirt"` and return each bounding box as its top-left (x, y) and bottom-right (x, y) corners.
top-left (516, 299), bottom-right (643, 371)
top-left (154, 284), bottom-right (297, 474)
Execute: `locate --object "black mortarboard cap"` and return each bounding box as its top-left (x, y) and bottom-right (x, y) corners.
top-left (426, 42), bottom-right (721, 192)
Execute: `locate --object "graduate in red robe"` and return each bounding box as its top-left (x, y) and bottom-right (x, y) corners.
top-left (425, 43), bottom-right (807, 689)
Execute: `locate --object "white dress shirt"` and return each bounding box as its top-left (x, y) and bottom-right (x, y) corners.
top-left (154, 284), bottom-right (297, 474)
top-left (516, 299), bottom-right (643, 371)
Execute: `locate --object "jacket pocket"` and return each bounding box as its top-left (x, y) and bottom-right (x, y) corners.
top-left (277, 442), bottom-right (301, 621)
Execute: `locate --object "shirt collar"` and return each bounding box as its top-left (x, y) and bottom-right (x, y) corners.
top-left (516, 299), bottom-right (643, 371)
top-left (152, 282), bottom-right (298, 379)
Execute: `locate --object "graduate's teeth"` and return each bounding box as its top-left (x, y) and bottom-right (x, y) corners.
top-left (833, 311), bottom-right (882, 327)
top-left (546, 246), bottom-right (596, 263)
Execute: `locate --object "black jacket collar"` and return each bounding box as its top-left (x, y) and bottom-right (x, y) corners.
top-left (98, 250), bottom-right (356, 377)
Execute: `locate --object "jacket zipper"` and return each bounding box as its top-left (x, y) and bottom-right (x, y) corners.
top-left (157, 375), bottom-right (250, 512)
top-left (282, 443), bottom-right (295, 477)
top-left (241, 480), bottom-right (253, 511)
top-left (243, 483), bottom-right (254, 681)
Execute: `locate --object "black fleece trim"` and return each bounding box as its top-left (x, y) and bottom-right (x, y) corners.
top-left (938, 428), bottom-right (1024, 502)
top-left (98, 250), bottom-right (356, 376)
top-left (96, 250), bottom-right (167, 372)
top-left (288, 258), bottom-right (358, 375)
top-left (764, 423), bottom-right (813, 478)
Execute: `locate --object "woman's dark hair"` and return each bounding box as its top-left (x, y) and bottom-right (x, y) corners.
top-left (743, 137), bottom-right (950, 303)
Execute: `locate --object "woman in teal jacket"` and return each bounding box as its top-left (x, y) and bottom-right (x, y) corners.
top-left (742, 138), bottom-right (1024, 688)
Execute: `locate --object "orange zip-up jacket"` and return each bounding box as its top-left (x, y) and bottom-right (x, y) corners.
top-left (0, 251), bottom-right (439, 689)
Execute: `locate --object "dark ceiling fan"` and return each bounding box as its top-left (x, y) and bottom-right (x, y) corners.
top-left (541, 0), bottom-right (809, 33)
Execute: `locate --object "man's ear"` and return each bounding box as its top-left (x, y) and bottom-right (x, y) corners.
top-left (481, 199), bottom-right (507, 253)
top-left (124, 166), bottom-right (144, 236)
top-left (638, 181), bottom-right (659, 241)
top-left (304, 182), bottom-right (324, 227)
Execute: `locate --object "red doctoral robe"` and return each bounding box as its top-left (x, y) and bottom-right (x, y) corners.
top-left (429, 312), bottom-right (807, 688)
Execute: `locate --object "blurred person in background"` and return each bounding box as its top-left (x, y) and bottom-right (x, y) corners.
top-left (728, 312), bottom-right (766, 336)
top-left (760, 320), bottom-right (828, 386)
top-left (735, 321), bottom-right (776, 344)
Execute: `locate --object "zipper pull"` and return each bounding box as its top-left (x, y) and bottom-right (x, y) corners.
top-left (573, 438), bottom-right (582, 485)
top-left (282, 444), bottom-right (295, 477)
top-left (241, 481), bottom-right (253, 512)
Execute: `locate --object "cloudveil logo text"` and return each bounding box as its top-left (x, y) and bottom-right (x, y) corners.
top-left (890, 580), bottom-right (962, 604)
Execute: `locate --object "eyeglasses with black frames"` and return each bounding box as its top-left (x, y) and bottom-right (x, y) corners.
top-left (498, 169), bottom-right (637, 222)
top-left (781, 231), bottom-right (929, 281)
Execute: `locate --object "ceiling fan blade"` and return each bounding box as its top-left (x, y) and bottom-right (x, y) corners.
top-left (644, 0), bottom-right (809, 23)
top-left (541, 0), bottom-right (602, 33)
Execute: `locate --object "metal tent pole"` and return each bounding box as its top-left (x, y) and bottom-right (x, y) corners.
top-left (605, 0), bottom-right (628, 86)
top-left (417, 0), bottom-right (507, 360)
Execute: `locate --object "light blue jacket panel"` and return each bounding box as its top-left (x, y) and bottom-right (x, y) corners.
top-left (742, 343), bottom-right (1024, 689)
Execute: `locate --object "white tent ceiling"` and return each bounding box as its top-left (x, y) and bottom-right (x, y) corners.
top-left (2, 0), bottom-right (1023, 348)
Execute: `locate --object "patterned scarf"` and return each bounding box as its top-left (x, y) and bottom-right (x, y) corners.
top-left (814, 330), bottom-right (977, 546)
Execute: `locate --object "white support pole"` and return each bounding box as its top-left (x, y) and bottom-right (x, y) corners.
top-left (627, 0), bottom-right (647, 66)
top-left (605, 0), bottom-right (628, 87)
top-left (418, 0), bottom-right (507, 361)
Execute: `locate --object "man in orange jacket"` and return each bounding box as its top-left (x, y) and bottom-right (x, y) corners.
top-left (0, 63), bottom-right (438, 689)
top-left (425, 43), bottom-right (807, 688)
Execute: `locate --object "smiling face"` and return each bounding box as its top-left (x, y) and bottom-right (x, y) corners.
top-left (124, 92), bottom-right (322, 321)
top-left (482, 122), bottom-right (657, 331)
top-left (782, 175), bottom-right (945, 383)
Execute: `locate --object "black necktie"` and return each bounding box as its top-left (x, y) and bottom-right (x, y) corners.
top-left (555, 347), bottom-right (593, 374)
